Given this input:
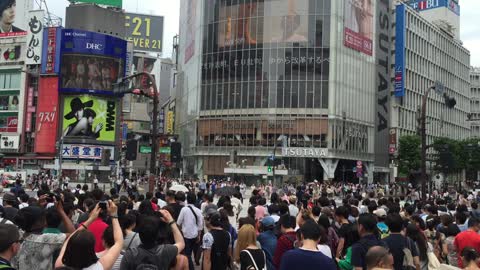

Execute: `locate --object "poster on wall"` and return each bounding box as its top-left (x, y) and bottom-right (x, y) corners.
top-left (62, 95), bottom-right (117, 143)
top-left (344, 0), bottom-right (374, 56)
top-left (25, 9), bottom-right (44, 65)
top-left (35, 77), bottom-right (59, 154)
top-left (0, 0), bottom-right (31, 38)
top-left (184, 0), bottom-right (196, 63)
top-left (59, 29), bottom-right (126, 95)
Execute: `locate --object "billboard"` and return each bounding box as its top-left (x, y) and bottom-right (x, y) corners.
top-left (61, 144), bottom-right (115, 161)
top-left (0, 42), bottom-right (24, 65)
top-left (409, 0), bottom-right (460, 15)
top-left (0, 94), bottom-right (19, 111)
top-left (395, 4), bottom-right (406, 97)
top-left (59, 29), bottom-right (127, 95)
top-left (125, 13), bottom-right (163, 53)
top-left (35, 77), bottom-right (59, 154)
top-left (344, 0), bottom-right (374, 56)
top-left (0, 116), bottom-right (17, 132)
top-left (184, 0), bottom-right (196, 63)
top-left (0, 0), bottom-right (31, 38)
top-left (41, 27), bottom-right (62, 74)
top-left (61, 95), bottom-right (118, 143)
top-left (25, 9), bottom-right (44, 65)
top-left (70, 0), bottom-right (122, 8)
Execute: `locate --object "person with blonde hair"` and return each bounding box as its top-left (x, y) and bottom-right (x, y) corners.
top-left (234, 224), bottom-right (266, 270)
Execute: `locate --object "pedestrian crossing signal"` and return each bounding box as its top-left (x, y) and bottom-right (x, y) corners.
top-left (267, 166), bottom-right (272, 173)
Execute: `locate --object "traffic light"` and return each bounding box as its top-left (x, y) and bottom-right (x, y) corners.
top-left (126, 140), bottom-right (138, 161)
top-left (443, 93), bottom-right (456, 109)
top-left (267, 166), bottom-right (272, 173)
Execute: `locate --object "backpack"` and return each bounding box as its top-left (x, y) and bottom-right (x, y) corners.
top-left (242, 249), bottom-right (266, 270)
top-left (403, 238), bottom-right (416, 270)
top-left (210, 229), bottom-right (231, 270)
top-left (130, 247), bottom-right (160, 270)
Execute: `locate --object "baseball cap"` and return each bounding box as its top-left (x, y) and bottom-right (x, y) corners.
top-left (373, 208), bottom-right (387, 218)
top-left (0, 224), bottom-right (20, 252)
top-left (261, 216), bottom-right (275, 227)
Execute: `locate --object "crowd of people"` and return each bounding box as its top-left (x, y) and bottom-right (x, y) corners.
top-left (1, 179), bottom-right (480, 270)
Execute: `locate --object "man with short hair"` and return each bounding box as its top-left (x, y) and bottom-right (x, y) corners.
top-left (177, 193), bottom-right (203, 270)
top-left (352, 213), bottom-right (386, 270)
top-left (120, 210), bottom-right (185, 270)
top-left (365, 246), bottom-right (394, 270)
top-left (202, 211), bottom-right (231, 270)
top-left (280, 220), bottom-right (336, 270)
top-left (384, 214), bottom-right (420, 270)
top-left (454, 216), bottom-right (480, 268)
top-left (273, 215), bottom-right (297, 269)
top-left (0, 224), bottom-right (21, 269)
top-left (1, 193), bottom-right (17, 222)
top-left (335, 205), bottom-right (353, 258)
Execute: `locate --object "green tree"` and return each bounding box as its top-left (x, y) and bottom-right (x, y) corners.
top-left (460, 138), bottom-right (480, 180)
top-left (432, 138), bottom-right (462, 174)
top-left (397, 135), bottom-right (421, 177)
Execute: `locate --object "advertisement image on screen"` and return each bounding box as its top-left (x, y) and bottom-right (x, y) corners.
top-left (60, 29), bottom-right (126, 95)
top-left (344, 0), bottom-right (374, 56)
top-left (62, 95), bottom-right (117, 143)
top-left (60, 54), bottom-right (121, 92)
top-left (0, 0), bottom-right (30, 38)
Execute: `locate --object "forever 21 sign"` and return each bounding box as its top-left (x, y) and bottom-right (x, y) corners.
top-left (125, 13), bottom-right (164, 53)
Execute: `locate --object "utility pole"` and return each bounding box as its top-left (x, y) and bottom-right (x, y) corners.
top-left (114, 72), bottom-right (159, 193)
top-left (419, 83), bottom-right (456, 200)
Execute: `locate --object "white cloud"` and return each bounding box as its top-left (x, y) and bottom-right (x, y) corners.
top-left (45, 0), bottom-right (180, 58)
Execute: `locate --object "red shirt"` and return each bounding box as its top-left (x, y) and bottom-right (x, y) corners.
top-left (454, 229), bottom-right (480, 267)
top-left (273, 231), bottom-right (297, 268)
top-left (85, 218), bottom-right (108, 252)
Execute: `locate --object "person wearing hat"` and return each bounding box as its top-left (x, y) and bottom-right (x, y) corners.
top-left (373, 208), bottom-right (389, 239)
top-left (257, 216), bottom-right (277, 270)
top-left (0, 224), bottom-right (20, 270)
top-left (1, 193), bottom-right (17, 222)
top-left (202, 211), bottom-right (231, 270)
top-left (0, 0), bottom-right (23, 35)
top-left (63, 97), bottom-right (94, 137)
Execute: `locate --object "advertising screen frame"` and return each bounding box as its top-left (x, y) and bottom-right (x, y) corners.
top-left (59, 29), bottom-right (127, 95)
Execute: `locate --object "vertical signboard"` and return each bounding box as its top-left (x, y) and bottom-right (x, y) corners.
top-left (41, 27), bottom-right (62, 74)
top-left (394, 4), bottom-right (406, 97)
top-left (35, 77), bottom-right (59, 153)
top-left (184, 0), bottom-right (196, 63)
top-left (166, 111), bottom-right (174, 134)
top-left (374, 0), bottom-right (392, 169)
top-left (25, 10), bottom-right (45, 65)
top-left (344, 0), bottom-right (374, 56)
top-left (25, 87), bottom-right (34, 132)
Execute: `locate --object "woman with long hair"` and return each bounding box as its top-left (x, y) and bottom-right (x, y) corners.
top-left (234, 224), bottom-right (266, 270)
top-left (406, 223), bottom-right (430, 270)
top-left (462, 247), bottom-right (480, 270)
top-left (119, 212), bottom-right (140, 251)
top-left (444, 223), bottom-right (461, 267)
top-left (55, 201), bottom-right (123, 270)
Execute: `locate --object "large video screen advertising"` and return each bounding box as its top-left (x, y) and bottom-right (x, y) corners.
top-left (217, 0), bottom-right (309, 48)
top-left (59, 29), bottom-right (127, 95)
top-left (62, 95), bottom-right (118, 143)
top-left (344, 0), bottom-right (374, 56)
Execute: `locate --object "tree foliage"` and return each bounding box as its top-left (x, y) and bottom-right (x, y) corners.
top-left (398, 135), bottom-right (421, 176)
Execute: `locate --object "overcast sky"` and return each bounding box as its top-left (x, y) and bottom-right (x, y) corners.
top-left (46, 0), bottom-right (479, 66)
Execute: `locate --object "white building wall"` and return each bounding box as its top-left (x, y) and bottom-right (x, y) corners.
top-left (470, 67), bottom-right (480, 138)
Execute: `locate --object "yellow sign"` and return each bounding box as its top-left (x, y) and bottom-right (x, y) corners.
top-left (166, 111), bottom-right (174, 134)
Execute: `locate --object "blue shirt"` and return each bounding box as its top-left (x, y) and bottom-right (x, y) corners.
top-left (258, 230), bottom-right (277, 269)
top-left (280, 249), bottom-right (336, 270)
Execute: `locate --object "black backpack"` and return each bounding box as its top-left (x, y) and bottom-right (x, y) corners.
top-left (210, 229), bottom-right (230, 270)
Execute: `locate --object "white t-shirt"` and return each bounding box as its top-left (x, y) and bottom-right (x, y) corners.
top-left (83, 261), bottom-right (104, 270)
top-left (317, 244), bottom-right (332, 258)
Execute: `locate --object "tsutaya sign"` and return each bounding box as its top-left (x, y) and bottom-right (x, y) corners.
top-left (282, 148), bottom-right (329, 158)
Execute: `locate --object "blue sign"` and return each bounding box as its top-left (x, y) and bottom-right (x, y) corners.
top-left (409, 0), bottom-right (460, 15)
top-left (59, 29), bottom-right (127, 95)
top-left (394, 5), bottom-right (406, 97)
top-left (41, 27), bottom-right (62, 74)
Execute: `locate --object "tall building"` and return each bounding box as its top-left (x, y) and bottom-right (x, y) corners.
top-left (470, 67), bottom-right (480, 138)
top-left (392, 3), bottom-right (470, 149)
top-left (177, 0), bottom-right (384, 183)
top-left (407, 0), bottom-right (460, 40)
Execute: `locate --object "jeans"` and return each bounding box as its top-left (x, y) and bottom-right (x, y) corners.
top-left (184, 237), bottom-right (197, 270)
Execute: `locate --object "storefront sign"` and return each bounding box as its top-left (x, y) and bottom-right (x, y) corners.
top-left (25, 10), bottom-right (44, 65)
top-left (0, 135), bottom-right (20, 150)
top-left (41, 27), bottom-right (62, 74)
top-left (61, 144), bottom-right (115, 160)
top-left (282, 147), bottom-right (329, 158)
top-left (35, 77), bottom-right (59, 153)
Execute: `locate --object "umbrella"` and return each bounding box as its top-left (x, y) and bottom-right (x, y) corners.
top-left (215, 186), bottom-right (237, 197)
top-left (169, 184), bottom-right (189, 193)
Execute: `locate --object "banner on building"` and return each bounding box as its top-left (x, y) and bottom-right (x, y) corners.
top-left (0, 135), bottom-right (19, 150)
top-left (184, 0), bottom-right (196, 63)
top-left (61, 95), bottom-right (118, 143)
top-left (395, 4), bottom-right (406, 97)
top-left (125, 13), bottom-right (163, 53)
top-left (409, 0), bottom-right (460, 15)
top-left (344, 0), bottom-right (374, 56)
top-left (0, 0), bottom-right (31, 38)
top-left (0, 43), bottom-right (25, 65)
top-left (41, 27), bottom-right (62, 74)
top-left (70, 0), bottom-right (122, 7)
top-left (0, 116), bottom-right (17, 132)
top-left (59, 29), bottom-right (127, 95)
top-left (25, 10), bottom-right (44, 65)
top-left (35, 77), bottom-right (59, 154)
top-left (61, 144), bottom-right (115, 161)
